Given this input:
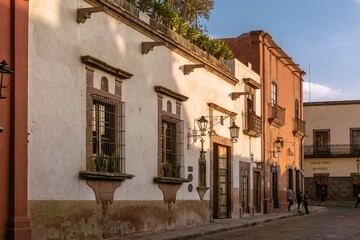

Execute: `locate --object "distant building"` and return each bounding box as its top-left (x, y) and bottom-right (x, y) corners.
top-left (224, 31), bottom-right (306, 213)
top-left (304, 100), bottom-right (360, 203)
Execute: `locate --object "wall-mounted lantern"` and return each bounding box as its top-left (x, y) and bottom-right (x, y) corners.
top-left (0, 60), bottom-right (14, 99)
top-left (274, 136), bottom-right (285, 152)
top-left (229, 119), bottom-right (240, 142)
top-left (188, 115), bottom-right (239, 149)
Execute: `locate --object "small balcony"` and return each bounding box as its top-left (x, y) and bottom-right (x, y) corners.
top-left (243, 112), bottom-right (262, 137)
top-left (268, 104), bottom-right (285, 127)
top-left (304, 144), bottom-right (360, 158)
top-left (293, 118), bottom-right (306, 137)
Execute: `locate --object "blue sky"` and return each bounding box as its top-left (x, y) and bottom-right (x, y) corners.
top-left (203, 0), bottom-right (360, 102)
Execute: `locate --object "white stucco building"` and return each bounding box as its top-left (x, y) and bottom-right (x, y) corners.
top-left (304, 100), bottom-right (360, 204)
top-left (28, 0), bottom-right (262, 239)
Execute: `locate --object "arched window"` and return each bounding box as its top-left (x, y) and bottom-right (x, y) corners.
top-left (295, 99), bottom-right (299, 119)
top-left (271, 82), bottom-right (277, 106)
top-left (167, 101), bottom-right (172, 113)
top-left (101, 76), bottom-right (109, 92)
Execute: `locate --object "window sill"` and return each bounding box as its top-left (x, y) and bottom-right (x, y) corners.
top-left (153, 176), bottom-right (190, 184)
top-left (79, 170), bottom-right (135, 181)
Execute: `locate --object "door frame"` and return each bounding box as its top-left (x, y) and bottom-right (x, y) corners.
top-left (210, 136), bottom-right (233, 219)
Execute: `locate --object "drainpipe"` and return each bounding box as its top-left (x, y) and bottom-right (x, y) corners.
top-left (261, 32), bottom-right (269, 214)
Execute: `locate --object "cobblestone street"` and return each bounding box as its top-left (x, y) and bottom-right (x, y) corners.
top-left (197, 207), bottom-right (360, 240)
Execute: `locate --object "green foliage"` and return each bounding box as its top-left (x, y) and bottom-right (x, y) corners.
top-left (94, 154), bottom-right (121, 173)
top-left (162, 161), bottom-right (181, 178)
top-left (127, 0), bottom-right (233, 60)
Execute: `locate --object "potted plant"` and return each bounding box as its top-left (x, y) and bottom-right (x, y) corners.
top-left (94, 154), bottom-right (106, 172)
top-left (172, 163), bottom-right (181, 178)
top-left (108, 155), bottom-right (120, 173)
top-left (162, 161), bottom-right (172, 177)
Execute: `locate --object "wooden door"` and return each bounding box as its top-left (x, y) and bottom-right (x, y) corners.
top-left (253, 171), bottom-right (261, 213)
top-left (214, 144), bottom-right (230, 219)
top-left (314, 130), bottom-right (330, 154)
top-left (241, 168), bottom-right (249, 213)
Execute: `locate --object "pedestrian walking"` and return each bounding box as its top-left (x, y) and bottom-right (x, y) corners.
top-left (296, 190), bottom-right (302, 212)
top-left (320, 187), bottom-right (326, 204)
top-left (286, 188), bottom-right (294, 211)
top-left (355, 192), bottom-right (360, 208)
top-left (303, 191), bottom-right (310, 215)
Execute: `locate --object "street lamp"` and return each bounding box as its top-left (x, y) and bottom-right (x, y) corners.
top-left (188, 115), bottom-right (240, 149)
top-left (0, 60), bottom-right (14, 99)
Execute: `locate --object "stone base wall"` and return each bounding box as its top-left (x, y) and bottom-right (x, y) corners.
top-left (305, 177), bottom-right (355, 202)
top-left (30, 200), bottom-right (210, 240)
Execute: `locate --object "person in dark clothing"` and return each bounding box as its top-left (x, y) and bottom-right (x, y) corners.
top-left (303, 191), bottom-right (310, 215)
top-left (320, 187), bottom-right (326, 204)
top-left (355, 193), bottom-right (360, 208)
top-left (296, 191), bottom-right (303, 212)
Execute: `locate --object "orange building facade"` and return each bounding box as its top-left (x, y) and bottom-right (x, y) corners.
top-left (0, 0), bottom-right (31, 239)
top-left (224, 31), bottom-right (306, 213)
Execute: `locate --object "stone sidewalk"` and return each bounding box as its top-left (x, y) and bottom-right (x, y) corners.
top-left (113, 206), bottom-right (326, 240)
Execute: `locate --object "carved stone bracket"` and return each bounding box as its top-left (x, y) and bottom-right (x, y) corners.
top-left (230, 91), bottom-right (250, 101)
top-left (153, 177), bottom-right (190, 210)
top-left (183, 64), bottom-right (205, 75)
top-left (77, 6), bottom-right (106, 24)
top-left (85, 180), bottom-right (121, 216)
top-left (197, 186), bottom-right (209, 200)
top-left (142, 42), bottom-right (166, 54)
top-left (158, 183), bottom-right (181, 205)
top-left (80, 171), bottom-right (134, 216)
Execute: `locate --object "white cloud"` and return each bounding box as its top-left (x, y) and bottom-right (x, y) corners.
top-left (303, 81), bottom-right (353, 102)
top-left (355, 0), bottom-right (360, 4)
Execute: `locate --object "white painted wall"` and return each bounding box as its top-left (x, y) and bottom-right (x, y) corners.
top-left (304, 103), bottom-right (360, 145)
top-left (304, 102), bottom-right (360, 177)
top-left (28, 0), bottom-right (261, 202)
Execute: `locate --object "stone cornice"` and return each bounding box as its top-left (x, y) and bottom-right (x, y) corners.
top-left (154, 86), bottom-right (189, 102)
top-left (304, 100), bottom-right (360, 106)
top-left (81, 55), bottom-right (133, 79)
top-left (83, 0), bottom-right (239, 86)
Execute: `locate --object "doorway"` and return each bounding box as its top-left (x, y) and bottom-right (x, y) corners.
top-left (253, 170), bottom-right (262, 213)
top-left (213, 144), bottom-right (231, 219)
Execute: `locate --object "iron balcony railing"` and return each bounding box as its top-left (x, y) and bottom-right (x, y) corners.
top-left (243, 112), bottom-right (262, 137)
top-left (293, 118), bottom-right (306, 135)
top-left (268, 104), bottom-right (285, 126)
top-left (304, 144), bottom-right (360, 157)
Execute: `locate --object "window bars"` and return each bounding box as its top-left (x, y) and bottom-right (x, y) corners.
top-left (160, 115), bottom-right (184, 178)
top-left (90, 94), bottom-right (125, 173)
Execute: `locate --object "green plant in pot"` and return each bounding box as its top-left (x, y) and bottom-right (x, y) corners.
top-left (172, 163), bottom-right (181, 178)
top-left (162, 161), bottom-right (173, 177)
top-left (94, 154), bottom-right (107, 172)
top-left (108, 155), bottom-right (120, 173)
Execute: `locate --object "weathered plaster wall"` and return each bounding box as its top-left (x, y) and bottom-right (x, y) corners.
top-left (30, 200), bottom-right (210, 240)
top-left (28, 0), bottom-right (261, 238)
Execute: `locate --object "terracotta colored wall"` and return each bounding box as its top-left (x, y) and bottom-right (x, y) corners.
top-left (0, 0), bottom-right (30, 239)
top-left (225, 31), bottom-right (305, 212)
top-left (0, 1), bottom-right (12, 238)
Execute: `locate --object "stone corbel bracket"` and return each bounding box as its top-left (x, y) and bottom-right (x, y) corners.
top-left (197, 186), bottom-right (209, 200)
top-left (142, 42), bottom-right (166, 54)
top-left (153, 177), bottom-right (190, 211)
top-left (77, 6), bottom-right (106, 24)
top-left (183, 64), bottom-right (205, 75)
top-left (229, 91), bottom-right (250, 101)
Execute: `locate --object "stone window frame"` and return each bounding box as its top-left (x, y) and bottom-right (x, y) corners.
top-left (154, 86), bottom-right (189, 180)
top-left (80, 55), bottom-right (134, 180)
